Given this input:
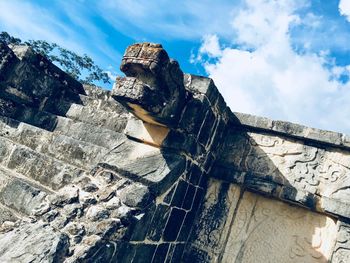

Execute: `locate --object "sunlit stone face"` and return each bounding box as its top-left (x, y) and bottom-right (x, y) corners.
top-left (222, 191), bottom-right (337, 263)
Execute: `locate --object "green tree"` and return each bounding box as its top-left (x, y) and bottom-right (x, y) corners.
top-left (0, 31), bottom-right (110, 85)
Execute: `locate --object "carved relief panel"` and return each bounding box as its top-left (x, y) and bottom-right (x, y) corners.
top-left (221, 191), bottom-right (337, 263)
top-left (224, 130), bottom-right (350, 202)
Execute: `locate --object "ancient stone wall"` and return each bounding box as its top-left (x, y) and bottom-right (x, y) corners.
top-left (185, 114), bottom-right (350, 262)
top-left (0, 41), bottom-right (350, 262)
top-left (185, 178), bottom-right (338, 262)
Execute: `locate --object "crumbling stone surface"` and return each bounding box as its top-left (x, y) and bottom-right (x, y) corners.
top-left (0, 41), bottom-right (349, 262)
top-left (0, 221), bottom-right (69, 263)
top-left (331, 219), bottom-right (350, 263)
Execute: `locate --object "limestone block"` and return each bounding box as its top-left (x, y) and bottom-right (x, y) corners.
top-left (55, 121), bottom-right (126, 150)
top-left (231, 112), bottom-right (273, 130)
top-left (221, 191), bottom-right (337, 263)
top-left (6, 144), bottom-right (84, 190)
top-left (47, 134), bottom-right (107, 168)
top-left (0, 222), bottom-right (69, 263)
top-left (185, 179), bottom-right (241, 262)
top-left (65, 102), bottom-right (128, 132)
top-left (178, 93), bottom-right (210, 135)
top-left (184, 74), bottom-right (219, 106)
top-left (0, 206), bottom-right (17, 225)
top-left (124, 117), bottom-right (169, 147)
top-left (0, 178), bottom-right (47, 215)
top-left (99, 139), bottom-right (185, 194)
top-left (119, 183), bottom-right (150, 208)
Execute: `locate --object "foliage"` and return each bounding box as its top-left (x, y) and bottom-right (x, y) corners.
top-left (0, 31), bottom-right (110, 84)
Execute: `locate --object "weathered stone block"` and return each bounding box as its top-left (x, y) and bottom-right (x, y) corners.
top-left (132, 244), bottom-right (157, 263)
top-left (100, 139), bottom-right (186, 194)
top-left (163, 207), bottom-right (186, 241)
top-left (0, 206), bottom-right (18, 225)
top-left (161, 130), bottom-right (197, 155)
top-left (128, 203), bottom-right (156, 241)
top-left (182, 184), bottom-right (196, 210)
top-left (163, 184), bottom-right (176, 205)
top-left (112, 242), bottom-right (137, 263)
top-left (147, 204), bottom-right (171, 241)
top-left (188, 164), bottom-right (203, 186)
top-left (178, 96), bottom-right (210, 135)
top-left (119, 183), bottom-right (151, 208)
top-left (177, 210), bottom-right (197, 242)
top-left (244, 173), bottom-right (278, 196)
top-left (231, 112), bottom-right (273, 129)
top-left (152, 243), bottom-right (170, 263)
top-left (0, 222), bottom-right (69, 263)
top-left (331, 220), bottom-right (350, 263)
top-left (0, 178), bottom-right (47, 215)
top-left (184, 74), bottom-right (219, 106)
top-left (47, 134), bottom-right (107, 168)
top-left (170, 179), bottom-right (189, 208)
top-left (171, 244), bottom-right (186, 262)
top-left (56, 120), bottom-right (126, 150)
top-left (6, 145), bottom-right (82, 190)
top-left (220, 191), bottom-right (337, 263)
top-left (197, 108), bottom-right (216, 146)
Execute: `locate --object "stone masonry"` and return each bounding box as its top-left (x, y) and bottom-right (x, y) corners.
top-left (0, 41), bottom-right (349, 262)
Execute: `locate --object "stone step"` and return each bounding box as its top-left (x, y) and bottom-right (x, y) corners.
top-left (0, 94), bottom-right (128, 135)
top-left (0, 165), bottom-right (50, 217)
top-left (0, 136), bottom-right (86, 190)
top-left (44, 100), bottom-right (128, 133)
top-left (54, 117), bottom-right (127, 150)
top-left (0, 97), bottom-right (58, 131)
top-left (42, 85), bottom-right (126, 115)
top-left (0, 116), bottom-right (126, 164)
top-left (12, 121), bottom-right (108, 170)
top-left (77, 92), bottom-right (126, 114)
top-left (41, 85), bottom-right (128, 132)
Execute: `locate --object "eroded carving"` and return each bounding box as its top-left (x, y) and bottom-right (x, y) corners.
top-left (221, 191), bottom-right (337, 263)
top-left (230, 132), bottom-right (350, 201)
top-left (112, 43), bottom-right (186, 127)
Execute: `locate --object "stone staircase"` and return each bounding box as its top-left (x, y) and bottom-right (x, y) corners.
top-left (0, 42), bottom-right (221, 262)
top-left (0, 82), bottom-right (129, 226)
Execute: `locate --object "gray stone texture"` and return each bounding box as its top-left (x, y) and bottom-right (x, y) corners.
top-left (0, 222), bottom-right (69, 263)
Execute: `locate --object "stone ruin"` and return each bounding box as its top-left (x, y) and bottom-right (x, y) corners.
top-left (0, 41), bottom-right (349, 263)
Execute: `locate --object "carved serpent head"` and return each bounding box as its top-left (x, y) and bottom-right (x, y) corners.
top-left (112, 43), bottom-right (186, 127)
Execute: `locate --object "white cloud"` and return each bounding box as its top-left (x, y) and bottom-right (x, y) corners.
top-left (199, 35), bottom-right (222, 58)
top-left (197, 0), bottom-right (350, 134)
top-left (339, 0), bottom-right (350, 22)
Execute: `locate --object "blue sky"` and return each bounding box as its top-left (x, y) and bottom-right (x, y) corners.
top-left (1, 0), bottom-right (350, 134)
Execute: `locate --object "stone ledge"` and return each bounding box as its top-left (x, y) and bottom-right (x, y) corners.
top-left (231, 112), bottom-right (349, 150)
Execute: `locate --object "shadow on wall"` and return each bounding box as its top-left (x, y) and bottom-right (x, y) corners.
top-left (183, 114), bottom-right (338, 263)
